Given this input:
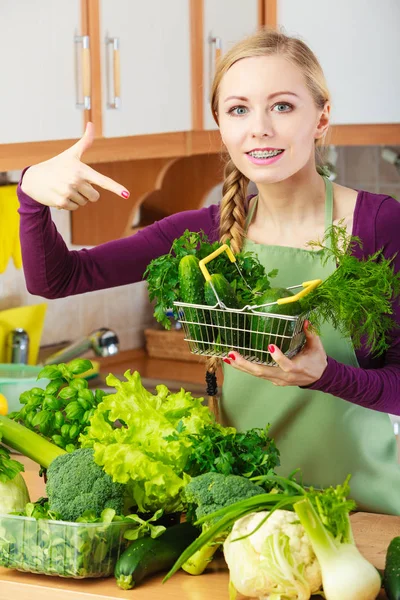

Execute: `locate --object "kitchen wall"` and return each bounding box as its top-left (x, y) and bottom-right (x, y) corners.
top-left (1, 144), bottom-right (399, 352)
top-left (0, 193), bottom-right (156, 351)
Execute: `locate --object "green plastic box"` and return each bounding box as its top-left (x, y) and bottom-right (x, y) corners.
top-left (0, 364), bottom-right (49, 414)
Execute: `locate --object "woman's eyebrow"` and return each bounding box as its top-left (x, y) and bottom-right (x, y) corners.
top-left (224, 95), bottom-right (248, 103)
top-left (268, 91), bottom-right (299, 99)
top-left (224, 91), bottom-right (299, 103)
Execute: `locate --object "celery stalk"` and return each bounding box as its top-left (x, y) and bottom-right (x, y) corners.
top-left (0, 415), bottom-right (65, 468)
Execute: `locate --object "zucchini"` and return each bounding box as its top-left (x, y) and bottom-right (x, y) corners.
top-left (384, 536), bottom-right (400, 600)
top-left (115, 522), bottom-right (198, 590)
top-left (178, 255), bottom-right (213, 352)
top-left (204, 274), bottom-right (248, 352)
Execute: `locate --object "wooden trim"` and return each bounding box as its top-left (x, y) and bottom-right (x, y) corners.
top-left (190, 0), bottom-right (204, 130)
top-left (188, 129), bottom-right (223, 155)
top-left (0, 130), bottom-right (222, 171)
top-left (263, 0), bottom-right (277, 28)
top-left (328, 123), bottom-right (400, 146)
top-left (1, 124), bottom-right (399, 171)
top-left (258, 0), bottom-right (265, 25)
top-left (86, 0), bottom-right (102, 136)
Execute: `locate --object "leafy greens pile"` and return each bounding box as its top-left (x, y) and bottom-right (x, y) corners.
top-left (79, 370), bottom-right (280, 515)
top-left (300, 223), bottom-right (400, 355)
top-left (144, 229), bottom-right (277, 329)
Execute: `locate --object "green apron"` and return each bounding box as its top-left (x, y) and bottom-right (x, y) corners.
top-left (221, 176), bottom-right (400, 515)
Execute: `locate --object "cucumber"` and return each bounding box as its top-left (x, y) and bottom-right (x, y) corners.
top-left (114, 522), bottom-right (198, 590)
top-left (178, 255), bottom-right (213, 352)
top-left (250, 288), bottom-right (301, 360)
top-left (384, 536), bottom-right (400, 600)
top-left (179, 255), bottom-right (205, 305)
top-left (204, 273), bottom-right (242, 309)
top-left (204, 274), bottom-right (248, 352)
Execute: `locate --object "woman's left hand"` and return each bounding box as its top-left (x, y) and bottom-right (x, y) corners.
top-left (224, 321), bottom-right (328, 387)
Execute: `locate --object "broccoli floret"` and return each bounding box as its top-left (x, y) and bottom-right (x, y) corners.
top-left (185, 472), bottom-right (265, 523)
top-left (182, 473), bottom-right (265, 575)
top-left (46, 448), bottom-right (125, 521)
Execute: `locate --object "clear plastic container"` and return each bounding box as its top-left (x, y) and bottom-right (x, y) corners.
top-left (0, 364), bottom-right (49, 414)
top-left (0, 513), bottom-right (130, 578)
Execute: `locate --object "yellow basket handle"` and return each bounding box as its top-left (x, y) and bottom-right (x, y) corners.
top-left (198, 244), bottom-right (236, 282)
top-left (277, 279), bottom-right (322, 305)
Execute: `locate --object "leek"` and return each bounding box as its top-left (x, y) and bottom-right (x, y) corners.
top-left (0, 415), bottom-right (65, 469)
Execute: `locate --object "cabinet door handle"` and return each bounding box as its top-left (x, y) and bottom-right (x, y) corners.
top-left (106, 36), bottom-right (121, 109)
top-left (208, 34), bottom-right (222, 100)
top-left (74, 34), bottom-right (91, 110)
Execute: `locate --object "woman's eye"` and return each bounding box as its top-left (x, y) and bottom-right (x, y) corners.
top-left (228, 106), bottom-right (248, 116)
top-left (272, 102), bottom-right (293, 113)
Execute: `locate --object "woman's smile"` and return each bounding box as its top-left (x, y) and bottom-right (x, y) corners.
top-left (246, 148), bottom-right (285, 165)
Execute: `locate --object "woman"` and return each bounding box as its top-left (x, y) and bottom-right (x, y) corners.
top-left (18, 29), bottom-right (400, 514)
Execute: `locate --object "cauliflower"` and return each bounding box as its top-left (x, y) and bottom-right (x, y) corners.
top-left (223, 509), bottom-right (322, 600)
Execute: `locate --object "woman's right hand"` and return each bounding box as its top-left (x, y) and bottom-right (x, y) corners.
top-left (20, 122), bottom-right (130, 210)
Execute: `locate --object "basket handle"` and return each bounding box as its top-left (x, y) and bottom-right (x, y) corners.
top-left (198, 244), bottom-right (236, 281)
top-left (277, 279), bottom-right (322, 305)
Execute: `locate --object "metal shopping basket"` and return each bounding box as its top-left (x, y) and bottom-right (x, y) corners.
top-left (173, 245), bottom-right (322, 366)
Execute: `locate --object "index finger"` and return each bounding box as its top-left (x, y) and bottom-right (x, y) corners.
top-left (82, 164), bottom-right (130, 198)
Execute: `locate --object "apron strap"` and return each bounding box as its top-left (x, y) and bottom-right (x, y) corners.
top-left (323, 176), bottom-right (334, 250)
top-left (245, 175), bottom-right (334, 241)
top-left (245, 195), bottom-right (258, 233)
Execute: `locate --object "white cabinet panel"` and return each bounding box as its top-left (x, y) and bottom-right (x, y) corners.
top-left (100, 0), bottom-right (191, 137)
top-left (0, 0), bottom-right (83, 144)
top-left (203, 0), bottom-right (259, 130)
top-left (277, 0), bottom-right (400, 124)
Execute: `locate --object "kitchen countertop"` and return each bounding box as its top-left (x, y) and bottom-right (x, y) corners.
top-left (86, 347), bottom-right (223, 396)
top-left (0, 456), bottom-right (399, 600)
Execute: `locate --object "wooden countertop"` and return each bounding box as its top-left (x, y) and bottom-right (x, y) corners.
top-left (1, 457), bottom-right (399, 600)
top-left (94, 347), bottom-right (222, 388)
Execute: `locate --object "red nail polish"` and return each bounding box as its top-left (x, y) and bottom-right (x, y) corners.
top-left (223, 358), bottom-right (231, 364)
top-left (228, 352), bottom-right (236, 361)
top-left (268, 345), bottom-right (275, 353)
top-left (121, 190), bottom-right (130, 198)
top-left (304, 320), bottom-right (310, 330)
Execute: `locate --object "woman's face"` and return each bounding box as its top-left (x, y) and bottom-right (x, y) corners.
top-left (217, 55), bottom-right (329, 184)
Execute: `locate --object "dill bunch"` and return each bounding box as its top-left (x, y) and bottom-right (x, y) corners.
top-left (300, 223), bottom-right (400, 356)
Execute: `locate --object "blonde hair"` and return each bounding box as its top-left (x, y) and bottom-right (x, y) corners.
top-left (206, 28), bottom-right (330, 385)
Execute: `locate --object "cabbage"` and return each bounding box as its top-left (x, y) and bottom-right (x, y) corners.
top-left (0, 473), bottom-right (30, 514)
top-left (0, 426), bottom-right (30, 514)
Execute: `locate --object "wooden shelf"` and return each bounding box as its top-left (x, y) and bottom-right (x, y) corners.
top-left (0, 130), bottom-right (222, 173)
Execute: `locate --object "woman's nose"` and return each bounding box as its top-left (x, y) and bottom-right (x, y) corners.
top-left (251, 110), bottom-right (274, 138)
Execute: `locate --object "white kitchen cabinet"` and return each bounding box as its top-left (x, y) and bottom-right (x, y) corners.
top-left (203, 0), bottom-right (259, 130)
top-left (0, 0), bottom-right (84, 144)
top-left (277, 0), bottom-right (400, 125)
top-left (99, 0), bottom-right (191, 137)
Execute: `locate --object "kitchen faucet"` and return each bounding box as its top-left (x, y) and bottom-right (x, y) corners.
top-left (42, 327), bottom-right (119, 365)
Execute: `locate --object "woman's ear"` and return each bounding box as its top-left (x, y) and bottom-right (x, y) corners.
top-left (315, 101), bottom-right (330, 140)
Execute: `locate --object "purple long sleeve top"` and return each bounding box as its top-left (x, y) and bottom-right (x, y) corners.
top-left (17, 183), bottom-right (400, 415)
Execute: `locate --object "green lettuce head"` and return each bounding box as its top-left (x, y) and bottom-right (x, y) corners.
top-left (80, 371), bottom-right (215, 514)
